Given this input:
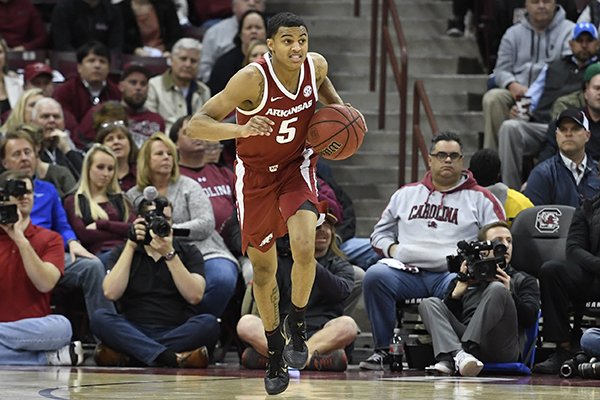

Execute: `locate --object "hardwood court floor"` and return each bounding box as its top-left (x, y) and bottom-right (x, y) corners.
top-left (3, 364), bottom-right (600, 400)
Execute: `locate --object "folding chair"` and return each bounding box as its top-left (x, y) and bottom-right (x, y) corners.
top-left (482, 310), bottom-right (541, 375)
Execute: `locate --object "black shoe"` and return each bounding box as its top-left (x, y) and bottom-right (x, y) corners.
top-left (446, 18), bottom-right (464, 37)
top-left (264, 350), bottom-right (289, 395)
top-left (282, 315), bottom-right (308, 369)
top-left (533, 349), bottom-right (573, 374)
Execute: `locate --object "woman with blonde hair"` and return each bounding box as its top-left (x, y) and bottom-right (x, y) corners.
top-left (64, 143), bottom-right (135, 265)
top-left (127, 132), bottom-right (240, 318)
top-left (0, 36), bottom-right (23, 117)
top-left (0, 88), bottom-right (44, 134)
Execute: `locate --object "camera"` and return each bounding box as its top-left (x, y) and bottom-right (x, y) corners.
top-left (131, 196), bottom-right (172, 245)
top-left (560, 352), bottom-right (591, 378)
top-left (0, 179), bottom-right (28, 224)
top-left (446, 239), bottom-right (507, 283)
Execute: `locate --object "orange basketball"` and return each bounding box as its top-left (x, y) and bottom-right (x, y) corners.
top-left (307, 104), bottom-right (367, 160)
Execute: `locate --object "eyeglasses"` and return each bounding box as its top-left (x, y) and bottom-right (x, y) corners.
top-left (205, 144), bottom-right (224, 153)
top-left (99, 120), bottom-right (127, 131)
top-left (430, 152), bottom-right (463, 161)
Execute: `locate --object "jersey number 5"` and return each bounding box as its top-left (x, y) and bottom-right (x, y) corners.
top-left (276, 117), bottom-right (298, 144)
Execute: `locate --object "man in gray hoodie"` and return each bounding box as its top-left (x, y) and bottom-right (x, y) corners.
top-left (482, 0), bottom-right (574, 151)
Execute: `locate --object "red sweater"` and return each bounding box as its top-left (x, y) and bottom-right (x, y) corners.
top-left (64, 194), bottom-right (135, 254)
top-left (0, 0), bottom-right (48, 50)
top-left (53, 77), bottom-right (121, 123)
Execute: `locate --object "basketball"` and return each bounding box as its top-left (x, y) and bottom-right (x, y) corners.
top-left (307, 104), bottom-right (367, 160)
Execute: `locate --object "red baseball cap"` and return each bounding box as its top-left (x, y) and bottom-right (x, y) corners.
top-left (24, 62), bottom-right (53, 82)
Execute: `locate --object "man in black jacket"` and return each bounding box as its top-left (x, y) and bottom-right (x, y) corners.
top-left (535, 192), bottom-right (600, 374)
top-left (236, 212), bottom-right (358, 372)
top-left (419, 221), bottom-right (540, 376)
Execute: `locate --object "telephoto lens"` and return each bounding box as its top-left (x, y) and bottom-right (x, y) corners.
top-left (578, 359), bottom-right (600, 379)
top-left (559, 352), bottom-right (590, 378)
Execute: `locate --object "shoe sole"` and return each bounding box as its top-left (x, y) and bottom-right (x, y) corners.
top-left (358, 361), bottom-right (384, 371)
top-left (459, 360), bottom-right (483, 377)
top-left (71, 341), bottom-right (84, 366)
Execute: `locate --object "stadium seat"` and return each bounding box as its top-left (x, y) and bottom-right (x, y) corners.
top-left (510, 205), bottom-right (575, 277)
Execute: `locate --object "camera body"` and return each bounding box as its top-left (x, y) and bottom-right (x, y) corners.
top-left (135, 196), bottom-right (171, 244)
top-left (447, 239), bottom-right (507, 283)
top-left (0, 179), bottom-right (28, 224)
top-left (560, 352), bottom-right (600, 379)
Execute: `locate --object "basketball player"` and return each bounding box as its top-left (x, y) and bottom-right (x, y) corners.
top-left (186, 12), bottom-right (360, 395)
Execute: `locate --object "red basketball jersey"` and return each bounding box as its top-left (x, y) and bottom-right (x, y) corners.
top-left (236, 53), bottom-right (319, 169)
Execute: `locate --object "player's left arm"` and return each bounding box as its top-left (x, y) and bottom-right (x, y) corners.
top-left (311, 52), bottom-right (343, 105)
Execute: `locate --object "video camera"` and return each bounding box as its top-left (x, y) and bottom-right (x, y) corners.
top-left (0, 179), bottom-right (28, 224)
top-left (446, 239), bottom-right (507, 283)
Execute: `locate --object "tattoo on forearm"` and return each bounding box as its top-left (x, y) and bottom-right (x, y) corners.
top-left (256, 78), bottom-right (265, 105)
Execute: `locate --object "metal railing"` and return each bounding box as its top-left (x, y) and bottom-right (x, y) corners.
top-left (368, 0), bottom-right (408, 186)
top-left (411, 80), bottom-right (440, 182)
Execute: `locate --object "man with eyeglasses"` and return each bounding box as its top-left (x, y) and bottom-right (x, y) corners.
top-left (0, 170), bottom-right (84, 366)
top-left (0, 130), bottom-right (116, 338)
top-left (524, 109), bottom-right (600, 206)
top-left (359, 131), bottom-right (506, 371)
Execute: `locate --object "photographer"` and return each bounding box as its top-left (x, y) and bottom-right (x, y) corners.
top-left (89, 197), bottom-right (219, 368)
top-left (0, 170), bottom-right (83, 366)
top-left (418, 221), bottom-right (540, 376)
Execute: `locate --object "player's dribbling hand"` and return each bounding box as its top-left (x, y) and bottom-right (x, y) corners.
top-left (240, 116), bottom-right (274, 138)
top-left (345, 102), bottom-right (368, 132)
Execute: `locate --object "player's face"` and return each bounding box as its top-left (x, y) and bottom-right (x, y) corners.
top-left (102, 129), bottom-right (131, 161)
top-left (119, 71), bottom-right (149, 109)
top-left (89, 150), bottom-right (115, 193)
top-left (149, 140), bottom-right (174, 176)
top-left (267, 26), bottom-right (308, 70)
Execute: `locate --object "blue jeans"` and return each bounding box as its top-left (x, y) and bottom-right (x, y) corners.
top-left (581, 328), bottom-right (600, 357)
top-left (90, 309), bottom-right (220, 366)
top-left (192, 257), bottom-right (239, 317)
top-left (58, 254), bottom-right (116, 318)
top-left (340, 237), bottom-right (381, 270)
top-left (0, 315), bottom-right (72, 365)
top-left (363, 262), bottom-right (455, 349)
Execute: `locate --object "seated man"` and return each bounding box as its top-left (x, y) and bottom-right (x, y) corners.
top-left (90, 197), bottom-right (219, 368)
top-left (0, 170), bottom-right (83, 366)
top-left (359, 132), bottom-right (505, 371)
top-left (0, 131), bottom-right (116, 327)
top-left (524, 109), bottom-right (600, 207)
top-left (498, 22), bottom-right (599, 190)
top-left (146, 38), bottom-right (211, 132)
top-left (418, 221), bottom-right (540, 376)
top-left (31, 98), bottom-right (83, 180)
top-left (534, 191), bottom-right (600, 374)
top-left (236, 212), bottom-right (358, 372)
top-left (52, 40), bottom-right (121, 123)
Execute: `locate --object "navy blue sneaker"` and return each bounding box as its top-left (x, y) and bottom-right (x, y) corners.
top-left (264, 350), bottom-right (289, 395)
top-left (282, 315), bottom-right (308, 369)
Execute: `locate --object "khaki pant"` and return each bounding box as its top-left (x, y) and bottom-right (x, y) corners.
top-left (483, 88), bottom-right (515, 150)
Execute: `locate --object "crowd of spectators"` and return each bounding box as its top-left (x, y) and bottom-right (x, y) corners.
top-left (2, 0), bottom-right (600, 378)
